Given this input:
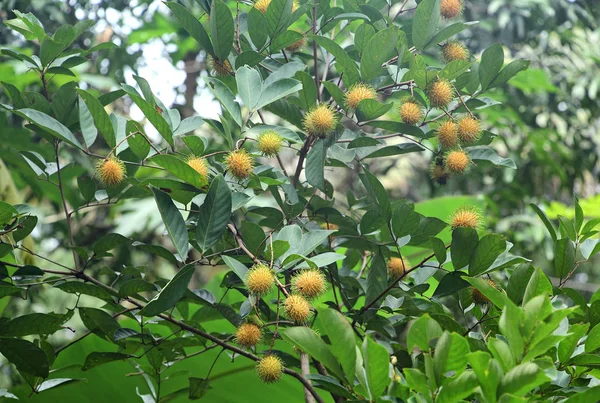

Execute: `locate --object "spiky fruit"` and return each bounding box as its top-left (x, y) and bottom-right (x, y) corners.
top-left (254, 0), bottom-right (298, 14)
top-left (286, 33), bottom-right (305, 52)
top-left (187, 157), bottom-right (209, 179)
top-left (303, 104), bottom-right (338, 137)
top-left (430, 160), bottom-right (450, 185)
top-left (291, 270), bottom-right (327, 299)
top-left (97, 157), bottom-right (126, 186)
top-left (320, 222), bottom-right (339, 231)
top-left (345, 83), bottom-right (377, 109)
top-left (208, 56), bottom-right (232, 76)
top-left (226, 149), bottom-right (254, 179)
top-left (235, 323), bottom-right (262, 348)
top-left (457, 116), bottom-right (481, 144)
top-left (399, 101), bottom-right (423, 125)
top-left (387, 257), bottom-right (408, 278)
top-left (257, 130), bottom-right (283, 157)
top-left (440, 0), bottom-right (463, 19)
top-left (450, 206), bottom-right (481, 230)
top-left (256, 355), bottom-right (283, 383)
top-left (284, 294), bottom-right (312, 323)
top-left (471, 279), bottom-right (496, 304)
top-left (444, 150), bottom-right (470, 174)
top-left (245, 263), bottom-right (274, 295)
top-left (428, 79), bottom-right (453, 108)
top-left (442, 41), bottom-right (469, 62)
top-left (437, 120), bottom-right (458, 148)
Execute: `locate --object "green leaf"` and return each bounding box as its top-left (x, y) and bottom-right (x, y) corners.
top-left (529, 204), bottom-right (557, 242)
top-left (152, 188), bottom-right (189, 259)
top-left (235, 50), bottom-right (265, 69)
top-left (256, 78), bottom-right (302, 110)
top-left (281, 326), bottom-right (345, 380)
top-left (468, 351), bottom-right (503, 402)
top-left (313, 35), bottom-right (360, 88)
top-left (585, 324), bottom-right (600, 353)
top-left (266, 0), bottom-right (293, 39)
top-left (12, 215), bottom-right (37, 243)
top-left (151, 155), bottom-right (206, 188)
top-left (55, 281), bottom-right (114, 302)
top-left (558, 323), bottom-right (588, 363)
top-left (0, 338), bottom-right (49, 377)
top-left (469, 234), bottom-right (506, 276)
top-left (434, 271), bottom-right (470, 297)
top-left (76, 89), bottom-right (115, 148)
top-left (78, 95), bottom-right (98, 148)
top-left (367, 120), bottom-right (428, 139)
top-left (365, 252), bottom-right (387, 310)
top-left (499, 300), bottom-right (525, 360)
top-left (306, 139), bottom-right (326, 192)
top-left (210, 0), bottom-right (234, 61)
top-left (203, 77), bottom-right (242, 127)
top-left (189, 377), bottom-right (211, 400)
top-left (37, 378), bottom-right (86, 393)
top-left (118, 279), bottom-right (158, 297)
top-left (553, 238), bottom-right (575, 279)
top-left (355, 99), bottom-right (393, 121)
top-left (463, 276), bottom-right (506, 308)
top-left (469, 147), bottom-right (516, 168)
top-left (391, 204), bottom-right (421, 239)
top-left (498, 362), bottom-right (549, 397)
top-left (407, 314), bottom-right (442, 353)
top-left (412, 0), bottom-right (441, 50)
top-left (0, 312), bottom-right (68, 336)
top-left (221, 255), bottom-right (248, 280)
top-left (93, 233), bottom-right (131, 254)
top-left (479, 43), bottom-right (504, 90)
top-left (490, 60), bottom-right (530, 89)
top-left (436, 371), bottom-right (478, 403)
top-left (426, 21), bottom-right (477, 49)
top-left (165, 2), bottom-right (214, 56)
top-left (451, 227), bottom-right (478, 270)
top-left (439, 60), bottom-right (472, 81)
top-left (13, 108), bottom-right (82, 149)
top-left (581, 238), bottom-right (600, 260)
top-left (317, 308), bottom-right (356, 382)
top-left (235, 66), bottom-right (263, 110)
top-left (362, 336), bottom-right (390, 399)
top-left (360, 27), bottom-right (399, 82)
top-left (295, 71), bottom-right (317, 110)
top-left (40, 38), bottom-right (66, 67)
top-left (122, 85), bottom-right (173, 148)
top-left (247, 8), bottom-right (268, 50)
top-left (434, 332), bottom-right (470, 383)
top-left (79, 307), bottom-right (120, 340)
top-left (82, 352), bottom-right (135, 371)
top-left (174, 116), bottom-right (205, 137)
top-left (140, 264), bottom-right (195, 317)
top-left (360, 168), bottom-right (390, 219)
top-left (195, 175), bottom-right (231, 252)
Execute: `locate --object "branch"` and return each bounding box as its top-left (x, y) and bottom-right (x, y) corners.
top-left (300, 353), bottom-right (316, 403)
top-left (312, 5), bottom-right (320, 102)
top-left (292, 135), bottom-right (314, 187)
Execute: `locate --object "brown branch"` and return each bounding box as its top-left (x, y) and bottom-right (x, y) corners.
top-left (292, 135), bottom-right (314, 187)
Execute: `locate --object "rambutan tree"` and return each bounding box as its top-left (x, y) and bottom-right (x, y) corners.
top-left (1, 0), bottom-right (599, 401)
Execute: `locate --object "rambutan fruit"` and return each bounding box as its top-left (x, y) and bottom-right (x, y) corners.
top-left (226, 149), bottom-right (254, 179)
top-left (96, 156), bottom-right (126, 186)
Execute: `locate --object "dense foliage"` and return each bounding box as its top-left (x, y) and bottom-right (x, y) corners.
top-left (0, 0), bottom-right (599, 402)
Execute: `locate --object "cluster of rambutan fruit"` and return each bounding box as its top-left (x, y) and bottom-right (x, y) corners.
top-left (235, 263), bottom-right (327, 383)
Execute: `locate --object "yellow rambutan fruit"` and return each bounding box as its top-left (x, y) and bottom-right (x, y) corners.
top-left (436, 120), bottom-right (458, 148)
top-left (470, 279), bottom-right (497, 305)
top-left (387, 257), bottom-right (408, 278)
top-left (226, 149), bottom-right (254, 179)
top-left (245, 263), bottom-right (274, 295)
top-left (208, 56), bottom-right (232, 76)
top-left (450, 206), bottom-right (481, 230)
top-left (442, 41), bottom-right (469, 62)
top-left (187, 157), bottom-right (209, 179)
top-left (430, 160), bottom-right (450, 185)
top-left (235, 323), bottom-right (262, 348)
top-left (256, 355), bottom-right (283, 383)
top-left (345, 83), bottom-right (377, 110)
top-left (399, 101), bottom-right (423, 125)
top-left (440, 0), bottom-right (463, 19)
top-left (428, 79), bottom-right (453, 108)
top-left (254, 0), bottom-right (298, 14)
top-left (291, 270), bottom-right (327, 299)
top-left (444, 150), bottom-right (470, 174)
top-left (457, 116), bottom-right (481, 144)
top-left (284, 294), bottom-right (312, 323)
top-left (257, 130), bottom-right (283, 157)
top-left (285, 33), bottom-right (305, 52)
top-left (96, 156), bottom-right (126, 186)
top-left (303, 104), bottom-right (338, 138)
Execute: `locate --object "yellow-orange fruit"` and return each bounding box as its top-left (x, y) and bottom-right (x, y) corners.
top-left (187, 157), bottom-right (209, 179)
top-left (430, 161), bottom-right (450, 185)
top-left (457, 116), bottom-right (481, 144)
top-left (440, 0), bottom-right (463, 19)
top-left (291, 270), bottom-right (327, 299)
top-left (428, 79), bottom-right (453, 108)
top-left (437, 120), bottom-right (458, 148)
top-left (256, 355), bottom-right (283, 383)
top-left (208, 56), bottom-right (232, 76)
top-left (471, 279), bottom-right (497, 304)
top-left (442, 41), bottom-right (469, 62)
top-left (235, 323), bottom-right (262, 348)
top-left (257, 130), bottom-right (283, 157)
top-left (284, 294), bottom-right (311, 323)
top-left (245, 263), bottom-right (274, 295)
top-left (320, 222), bottom-right (339, 231)
top-left (450, 206), bottom-right (481, 230)
top-left (304, 104), bottom-right (338, 137)
top-left (399, 101), bottom-right (423, 125)
top-left (96, 157), bottom-right (126, 186)
top-left (387, 257), bottom-right (408, 278)
top-left (286, 35), bottom-right (305, 52)
top-left (345, 83), bottom-right (377, 109)
top-left (254, 0), bottom-right (298, 14)
top-left (444, 150), bottom-right (470, 174)
top-left (226, 149), bottom-right (254, 179)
